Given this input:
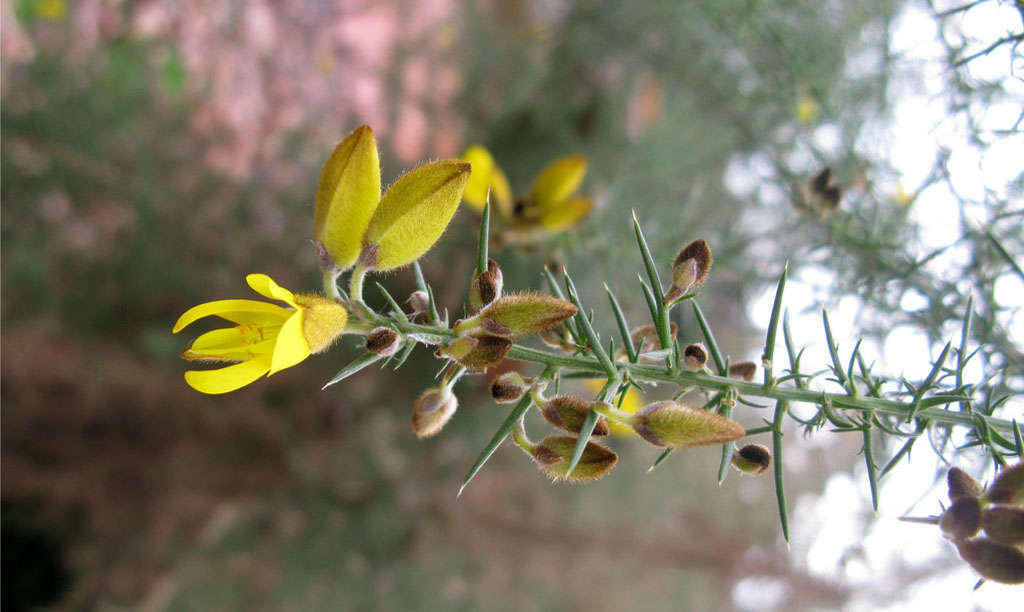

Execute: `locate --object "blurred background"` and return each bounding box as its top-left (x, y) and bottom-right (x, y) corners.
top-left (3, 0), bottom-right (1022, 609)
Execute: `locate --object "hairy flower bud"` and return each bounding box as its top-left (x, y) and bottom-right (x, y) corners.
top-left (955, 537), bottom-right (1024, 584)
top-left (683, 343), bottom-right (708, 371)
top-left (411, 387), bottom-right (458, 438)
top-left (314, 126), bottom-right (381, 270)
top-left (981, 505), bottom-right (1024, 545)
top-left (947, 467), bottom-right (983, 503)
top-left (490, 371), bottom-right (529, 404)
top-left (366, 326), bottom-right (400, 356)
top-left (632, 401), bottom-right (744, 448)
top-left (455, 293), bottom-right (578, 339)
top-left (940, 497), bottom-right (982, 541)
top-left (664, 239), bottom-right (712, 305)
top-left (530, 435), bottom-right (618, 483)
top-left (469, 258), bottom-right (504, 312)
top-left (435, 334), bottom-right (512, 370)
top-left (629, 322), bottom-right (678, 357)
top-left (533, 392), bottom-right (609, 436)
top-left (728, 361), bottom-right (757, 382)
top-left (407, 290), bottom-right (430, 316)
top-left (539, 324), bottom-right (575, 352)
top-left (731, 444), bottom-right (772, 475)
top-left (986, 462), bottom-right (1024, 505)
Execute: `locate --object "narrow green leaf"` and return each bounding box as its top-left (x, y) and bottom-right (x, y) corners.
top-left (322, 352), bottom-right (386, 389)
top-left (983, 225), bottom-right (1024, 283)
top-left (862, 422), bottom-right (879, 512)
top-left (647, 448), bottom-right (673, 473)
top-left (772, 400), bottom-right (790, 545)
top-left (544, 266), bottom-right (583, 345)
top-left (376, 282), bottom-right (408, 322)
top-left (605, 283), bottom-right (637, 362)
top-left (957, 295), bottom-right (974, 415)
top-left (631, 210), bottom-right (664, 293)
top-left (822, 309), bottom-right (850, 392)
top-left (1014, 420), bottom-right (1024, 460)
top-left (880, 436), bottom-right (918, 478)
top-left (783, 311), bottom-right (807, 390)
top-left (477, 199), bottom-right (490, 275)
top-left (566, 410), bottom-right (601, 478)
top-left (391, 340), bottom-right (417, 370)
top-left (908, 341), bottom-right (952, 423)
top-left (763, 262), bottom-right (788, 385)
top-left (638, 276), bottom-right (660, 324)
top-left (564, 270), bottom-right (618, 379)
top-left (692, 301), bottom-right (726, 375)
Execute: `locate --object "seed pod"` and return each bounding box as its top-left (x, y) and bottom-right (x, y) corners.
top-left (728, 361), bottom-right (757, 382)
top-left (535, 394), bottom-right (609, 436)
top-left (365, 326), bottom-right (400, 356)
top-left (731, 444), bottom-right (772, 475)
top-left (683, 343), bottom-right (708, 371)
top-left (633, 401), bottom-right (745, 448)
top-left (490, 371), bottom-right (529, 404)
top-left (530, 435), bottom-right (618, 483)
top-left (469, 258), bottom-right (504, 312)
top-left (940, 497), bottom-right (982, 541)
top-left (986, 462), bottom-right (1024, 505)
top-left (664, 239), bottom-right (712, 305)
top-left (955, 537), bottom-right (1024, 584)
top-left (407, 290), bottom-right (430, 316)
top-left (435, 334), bottom-right (512, 370)
top-left (947, 467), bottom-right (983, 502)
top-left (981, 505), bottom-right (1024, 545)
top-left (456, 293), bottom-right (578, 338)
top-left (411, 387), bottom-right (458, 438)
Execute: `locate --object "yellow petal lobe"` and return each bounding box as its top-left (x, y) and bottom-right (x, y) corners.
top-left (173, 299), bottom-right (289, 333)
top-left (538, 196), bottom-right (592, 232)
top-left (530, 155), bottom-right (587, 210)
top-left (268, 312), bottom-right (311, 375)
top-left (246, 274), bottom-right (300, 308)
top-left (184, 356), bottom-right (273, 394)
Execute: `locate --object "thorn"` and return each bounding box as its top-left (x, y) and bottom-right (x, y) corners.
top-left (457, 484), bottom-right (466, 498)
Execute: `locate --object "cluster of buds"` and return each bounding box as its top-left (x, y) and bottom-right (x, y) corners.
top-left (938, 464), bottom-right (1024, 585)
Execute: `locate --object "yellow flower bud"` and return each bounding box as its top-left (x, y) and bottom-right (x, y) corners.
top-left (490, 371), bottom-right (529, 404)
top-left (411, 387), bottom-right (458, 438)
top-left (314, 126), bottom-right (381, 270)
top-left (728, 361), bottom-right (757, 382)
top-left (940, 497), bottom-right (982, 541)
top-left (664, 239), bottom-right (712, 305)
top-left (947, 467), bottom-right (983, 502)
top-left (731, 443), bottom-right (772, 475)
top-left (955, 537), bottom-right (1024, 584)
top-left (981, 505), bottom-right (1024, 545)
top-left (986, 462), bottom-right (1024, 505)
top-left (359, 160), bottom-right (471, 271)
top-left (366, 326), bottom-right (401, 356)
top-left (434, 334), bottom-right (512, 371)
top-left (632, 401), bottom-right (744, 448)
top-left (469, 258), bottom-right (503, 312)
top-left (533, 391), bottom-right (610, 436)
top-left (530, 435), bottom-right (618, 483)
top-left (454, 293), bottom-right (578, 339)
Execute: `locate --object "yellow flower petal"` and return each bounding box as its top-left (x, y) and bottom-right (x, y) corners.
top-left (538, 196), bottom-right (592, 232)
top-left (172, 299), bottom-right (290, 333)
top-left (530, 155), bottom-right (587, 210)
top-left (314, 125), bottom-right (382, 270)
top-left (268, 312), bottom-right (311, 375)
top-left (489, 165), bottom-right (513, 218)
top-left (462, 146), bottom-right (497, 211)
top-left (246, 274), bottom-right (299, 308)
top-left (184, 356), bottom-right (273, 395)
top-left (184, 327), bottom-right (279, 361)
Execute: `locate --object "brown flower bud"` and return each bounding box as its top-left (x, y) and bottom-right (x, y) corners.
top-left (986, 462), bottom-right (1024, 505)
top-left (407, 290), bottom-right (430, 316)
top-left (664, 239), bottom-right (712, 305)
top-left (683, 343), bottom-right (708, 371)
top-left (530, 435), bottom-right (618, 483)
top-left (981, 505), bottom-right (1024, 545)
top-left (535, 393), bottom-right (609, 436)
top-left (469, 258), bottom-right (504, 312)
top-left (629, 322), bottom-right (678, 357)
top-left (366, 326), bottom-right (400, 356)
top-left (435, 334), bottom-right (512, 370)
top-left (731, 444), bottom-right (772, 475)
top-left (455, 293), bottom-right (578, 338)
top-left (411, 387), bottom-right (458, 438)
top-left (490, 371), bottom-right (529, 404)
top-left (947, 467), bottom-right (983, 502)
top-left (633, 401), bottom-right (745, 448)
top-left (809, 166), bottom-right (841, 211)
top-left (728, 361), bottom-right (757, 382)
top-left (955, 537), bottom-right (1024, 584)
top-left (538, 324), bottom-right (575, 352)
top-left (940, 497), bottom-right (982, 541)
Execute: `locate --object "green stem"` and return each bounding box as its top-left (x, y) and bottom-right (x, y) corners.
top-left (349, 265), bottom-right (368, 308)
top-left (323, 270), bottom-right (342, 301)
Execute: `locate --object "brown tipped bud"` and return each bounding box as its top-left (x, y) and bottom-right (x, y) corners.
top-left (366, 326), bottom-right (401, 356)
top-left (629, 323), bottom-right (678, 356)
top-left (435, 334), bottom-right (512, 370)
top-left (469, 258), bottom-right (504, 312)
top-left (530, 435), bottom-right (618, 482)
top-left (955, 537), bottom-right (1024, 584)
top-left (940, 497), bottom-right (982, 541)
top-left (633, 401), bottom-right (745, 448)
top-left (536, 394), bottom-right (610, 436)
top-left (683, 343), bottom-right (708, 371)
top-left (459, 293), bottom-right (577, 338)
top-left (809, 167), bottom-right (841, 210)
top-left (664, 239), bottom-right (712, 305)
top-left (947, 467), bottom-right (983, 502)
top-left (407, 290), bottom-right (430, 316)
top-left (731, 444), bottom-right (772, 475)
top-left (986, 462), bottom-right (1024, 505)
top-left (538, 324), bottom-right (575, 352)
top-left (728, 361), bottom-right (757, 382)
top-left (490, 371), bottom-right (529, 404)
top-left (411, 387), bottom-right (458, 438)
top-left (981, 505), bottom-right (1024, 545)
top-left (811, 166), bottom-right (832, 194)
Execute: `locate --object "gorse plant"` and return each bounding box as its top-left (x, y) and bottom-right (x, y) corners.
top-left (174, 124), bottom-right (1024, 585)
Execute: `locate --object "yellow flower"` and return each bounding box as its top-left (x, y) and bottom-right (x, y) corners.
top-left (461, 146), bottom-right (512, 217)
top-left (796, 94), bottom-right (821, 125)
top-left (173, 274), bottom-right (348, 394)
top-left (585, 380), bottom-right (642, 437)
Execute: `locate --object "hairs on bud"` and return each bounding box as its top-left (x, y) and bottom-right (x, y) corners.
top-left (665, 239), bottom-right (712, 305)
top-left (955, 537), bottom-right (1024, 584)
top-left (435, 334), bottom-right (512, 370)
top-left (490, 371), bottom-right (529, 404)
top-left (407, 290), bottom-right (430, 316)
top-left (469, 258), bottom-right (504, 312)
top-left (534, 392), bottom-right (610, 436)
top-left (530, 435), bottom-right (618, 483)
top-left (411, 387), bottom-right (458, 438)
top-left (633, 401), bottom-right (744, 448)
top-left (940, 497), bottom-right (982, 541)
top-left (947, 467), bottom-right (983, 502)
top-left (986, 462), bottom-right (1024, 505)
top-left (981, 505), bottom-right (1024, 545)
top-left (366, 326), bottom-right (401, 356)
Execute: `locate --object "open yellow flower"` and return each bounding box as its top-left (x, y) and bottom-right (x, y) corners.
top-left (173, 274), bottom-right (348, 394)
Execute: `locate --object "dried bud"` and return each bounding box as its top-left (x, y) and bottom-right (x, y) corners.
top-left (981, 505), bottom-right (1024, 545)
top-left (490, 371), bottom-right (529, 404)
top-left (531, 435), bottom-right (618, 482)
top-left (664, 239), bottom-right (712, 305)
top-left (633, 401), bottom-right (745, 448)
top-left (809, 166), bottom-right (841, 211)
top-left (629, 322), bottom-right (678, 356)
top-left (955, 537), bottom-right (1024, 584)
top-left (407, 290), bottom-right (430, 316)
top-left (469, 258), bottom-right (504, 312)
top-left (986, 462), bottom-right (1024, 505)
top-left (411, 387), bottom-right (458, 438)
top-left (365, 326), bottom-right (400, 356)
top-left (539, 324), bottom-right (575, 352)
top-left (435, 334), bottom-right (512, 370)
top-left (940, 497), bottom-right (982, 541)
top-left (535, 393), bottom-right (609, 436)
top-left (731, 444), bottom-right (772, 475)
top-left (728, 361), bottom-right (757, 382)
top-left (455, 293), bottom-right (578, 339)
top-left (683, 343), bottom-right (708, 371)
top-left (947, 467), bottom-right (983, 502)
